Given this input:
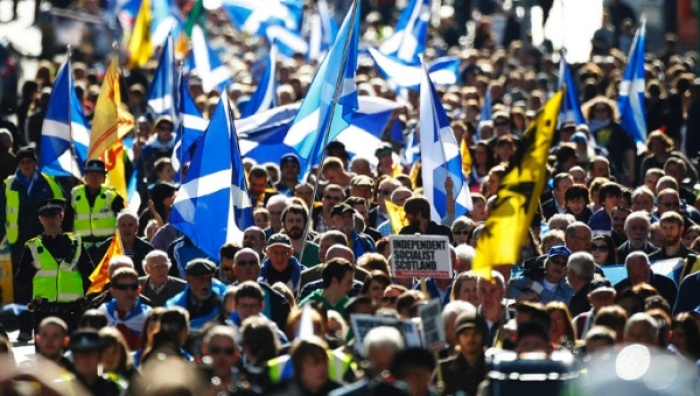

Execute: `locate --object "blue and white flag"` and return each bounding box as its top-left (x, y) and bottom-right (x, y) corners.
top-left (476, 85), bottom-right (492, 141)
top-left (419, 61), bottom-right (472, 222)
top-left (617, 18), bottom-right (647, 155)
top-left (172, 74), bottom-right (208, 181)
top-left (368, 47), bottom-right (460, 90)
top-left (170, 91), bottom-right (254, 257)
top-left (283, 0), bottom-right (360, 182)
top-left (401, 125), bottom-right (420, 167)
top-left (237, 96), bottom-right (399, 165)
top-left (151, 0), bottom-right (182, 46)
top-left (188, 25), bottom-right (234, 93)
top-left (147, 33), bottom-right (178, 121)
top-left (651, 258), bottom-right (685, 286)
top-left (558, 50), bottom-right (585, 127)
top-left (40, 57), bottom-right (90, 179)
top-left (307, 0), bottom-right (338, 62)
top-left (240, 45), bottom-right (277, 117)
top-left (379, 0), bottom-right (430, 64)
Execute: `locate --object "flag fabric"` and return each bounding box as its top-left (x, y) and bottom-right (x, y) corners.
top-left (147, 33), bottom-right (178, 121)
top-left (238, 96), bottom-right (399, 165)
top-left (379, 0), bottom-right (430, 64)
top-left (419, 61), bottom-right (472, 222)
top-left (386, 200), bottom-right (408, 234)
top-left (461, 138), bottom-right (472, 177)
top-left (89, 55), bottom-right (135, 198)
top-left (617, 18), bottom-right (647, 155)
top-left (476, 86), bottom-right (492, 141)
top-left (127, 0), bottom-right (154, 69)
top-left (188, 25), bottom-right (234, 93)
top-left (172, 73), bottom-right (208, 181)
top-left (368, 47), bottom-right (461, 90)
top-left (558, 50), bottom-right (586, 127)
top-left (87, 231), bottom-right (124, 294)
top-left (169, 91), bottom-right (254, 258)
top-left (401, 125), bottom-right (420, 168)
top-left (282, 0), bottom-right (360, 182)
top-left (240, 45), bottom-right (277, 117)
top-left (183, 0), bottom-right (205, 36)
top-left (40, 57), bottom-right (91, 179)
top-left (150, 0), bottom-right (182, 46)
top-left (307, 0), bottom-right (338, 62)
top-left (472, 92), bottom-right (564, 278)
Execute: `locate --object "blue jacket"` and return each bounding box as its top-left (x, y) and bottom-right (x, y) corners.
top-left (259, 256), bottom-right (306, 294)
top-left (350, 231), bottom-right (375, 260)
top-left (411, 278), bottom-right (452, 306)
top-left (165, 287), bottom-right (221, 332)
top-left (509, 275), bottom-right (574, 305)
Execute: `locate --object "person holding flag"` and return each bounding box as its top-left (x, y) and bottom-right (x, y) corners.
top-left (14, 198), bottom-right (94, 336)
top-left (67, 159), bottom-right (125, 250)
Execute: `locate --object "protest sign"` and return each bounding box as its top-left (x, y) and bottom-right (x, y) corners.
top-left (418, 299), bottom-right (446, 351)
top-left (390, 235), bottom-right (452, 278)
top-left (350, 314), bottom-right (421, 355)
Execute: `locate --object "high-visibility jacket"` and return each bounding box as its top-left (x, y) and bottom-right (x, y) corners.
top-left (71, 185), bottom-right (118, 239)
top-left (267, 349), bottom-right (355, 384)
top-left (5, 173), bottom-right (63, 244)
top-left (27, 233), bottom-right (84, 302)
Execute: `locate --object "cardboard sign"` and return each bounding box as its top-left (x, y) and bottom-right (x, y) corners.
top-left (390, 235), bottom-right (452, 278)
top-left (418, 299), bottom-right (447, 351)
top-left (350, 314), bottom-right (421, 355)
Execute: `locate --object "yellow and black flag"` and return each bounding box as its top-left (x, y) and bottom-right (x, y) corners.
top-left (472, 91), bottom-right (564, 278)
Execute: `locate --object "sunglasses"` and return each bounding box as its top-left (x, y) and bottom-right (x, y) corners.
top-left (591, 244), bottom-right (609, 252)
top-left (236, 260), bottom-right (259, 266)
top-left (209, 346), bottom-right (236, 356)
top-left (113, 283), bottom-right (139, 291)
top-left (453, 229), bottom-right (470, 235)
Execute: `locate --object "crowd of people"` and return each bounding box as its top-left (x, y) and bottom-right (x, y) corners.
top-left (1, 0), bottom-right (700, 394)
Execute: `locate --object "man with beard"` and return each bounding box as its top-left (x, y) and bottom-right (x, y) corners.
top-left (610, 206), bottom-right (631, 248)
top-left (617, 211), bottom-right (657, 263)
top-left (399, 196), bottom-right (453, 243)
top-left (649, 211), bottom-right (698, 279)
top-left (166, 258), bottom-right (221, 333)
top-left (282, 204), bottom-right (319, 267)
top-left (330, 203), bottom-right (375, 260)
top-left (243, 226), bottom-right (266, 260)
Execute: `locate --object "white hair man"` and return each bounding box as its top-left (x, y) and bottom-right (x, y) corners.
top-left (139, 250), bottom-right (187, 306)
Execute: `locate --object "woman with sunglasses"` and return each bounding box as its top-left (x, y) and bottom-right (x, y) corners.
top-left (451, 216), bottom-right (475, 246)
top-left (591, 234), bottom-right (618, 266)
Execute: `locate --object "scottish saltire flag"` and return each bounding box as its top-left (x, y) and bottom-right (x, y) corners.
top-left (150, 0), bottom-right (182, 46)
top-left (401, 125), bottom-right (420, 167)
top-left (147, 34), bottom-right (178, 120)
top-left (379, 0), bottom-right (430, 64)
top-left (283, 0), bottom-right (360, 182)
top-left (170, 91), bottom-right (253, 257)
top-left (419, 62), bottom-right (472, 222)
top-left (240, 45), bottom-right (277, 117)
top-left (237, 96), bottom-right (400, 165)
top-left (266, 25), bottom-right (309, 59)
top-left (368, 47), bottom-right (460, 90)
top-left (651, 258), bottom-right (685, 286)
top-left (617, 18), bottom-right (647, 155)
top-left (40, 57), bottom-right (90, 178)
top-left (172, 74), bottom-right (208, 181)
top-left (558, 50), bottom-right (585, 127)
top-left (188, 25), bottom-right (234, 93)
top-left (307, 0), bottom-right (338, 62)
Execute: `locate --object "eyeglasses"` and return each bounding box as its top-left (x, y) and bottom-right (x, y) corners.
top-left (381, 296), bottom-right (398, 304)
top-left (591, 244), bottom-right (609, 252)
top-left (236, 260), bottom-right (259, 266)
top-left (209, 346), bottom-right (236, 356)
top-left (378, 189), bottom-right (394, 196)
top-left (324, 195), bottom-right (342, 202)
top-left (113, 283), bottom-right (139, 291)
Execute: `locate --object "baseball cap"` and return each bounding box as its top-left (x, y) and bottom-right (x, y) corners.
top-left (84, 159), bottom-right (107, 174)
top-left (560, 121), bottom-right (576, 130)
top-left (16, 146), bottom-right (37, 163)
top-left (547, 245), bottom-right (571, 261)
top-left (350, 175), bottom-right (373, 187)
top-left (185, 258), bottom-right (217, 276)
top-left (331, 203), bottom-right (355, 217)
top-left (454, 311), bottom-right (488, 339)
top-left (36, 198), bottom-right (66, 217)
top-left (571, 132), bottom-right (588, 143)
top-left (280, 153), bottom-right (300, 168)
top-left (588, 278), bottom-right (615, 295)
top-left (69, 329), bottom-right (102, 352)
top-left (374, 142), bottom-right (393, 158)
top-left (267, 233), bottom-right (292, 249)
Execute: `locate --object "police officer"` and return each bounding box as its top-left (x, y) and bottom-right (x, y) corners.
top-left (68, 328), bottom-right (121, 396)
top-left (15, 198), bottom-right (94, 336)
top-left (68, 159), bottom-right (125, 249)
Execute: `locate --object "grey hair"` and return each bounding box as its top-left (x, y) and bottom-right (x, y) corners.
top-left (625, 312), bottom-right (659, 340)
top-left (143, 249), bottom-right (171, 269)
top-left (625, 251), bottom-right (650, 268)
top-left (116, 209), bottom-right (139, 223)
top-left (624, 211), bottom-right (651, 233)
top-left (362, 326), bottom-right (405, 358)
top-left (203, 325), bottom-right (239, 349)
top-left (631, 186), bottom-right (654, 201)
top-left (441, 300), bottom-right (476, 328)
top-left (234, 248), bottom-right (261, 264)
top-left (548, 213), bottom-right (576, 228)
top-left (108, 255), bottom-right (134, 275)
top-left (454, 244), bottom-right (476, 264)
top-left (266, 194), bottom-right (289, 208)
top-left (567, 252), bottom-right (595, 282)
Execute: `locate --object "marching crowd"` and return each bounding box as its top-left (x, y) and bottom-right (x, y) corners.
top-left (2, 0), bottom-right (700, 395)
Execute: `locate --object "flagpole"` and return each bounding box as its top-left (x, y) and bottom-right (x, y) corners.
top-left (177, 61), bottom-right (186, 183)
top-left (66, 45), bottom-right (77, 182)
top-left (299, 0), bottom-right (360, 261)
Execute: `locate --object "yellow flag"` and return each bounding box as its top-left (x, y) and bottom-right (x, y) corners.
top-left (386, 201), bottom-right (409, 234)
top-left (461, 138), bottom-right (472, 177)
top-left (175, 30), bottom-right (190, 60)
top-left (89, 56), bottom-right (135, 160)
top-left (127, 0), bottom-right (153, 69)
top-left (105, 141), bottom-right (127, 199)
top-left (472, 92), bottom-right (564, 279)
top-left (87, 231), bottom-right (124, 294)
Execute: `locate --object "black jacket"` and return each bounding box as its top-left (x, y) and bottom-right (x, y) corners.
top-left (614, 273), bottom-right (678, 308)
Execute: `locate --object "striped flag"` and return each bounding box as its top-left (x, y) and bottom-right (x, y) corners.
top-left (617, 18), bottom-right (647, 154)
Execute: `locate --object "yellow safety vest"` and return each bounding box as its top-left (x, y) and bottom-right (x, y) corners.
top-left (27, 233), bottom-right (84, 302)
top-left (267, 349), bottom-right (355, 384)
top-left (5, 173), bottom-right (64, 244)
top-left (71, 185), bottom-right (118, 239)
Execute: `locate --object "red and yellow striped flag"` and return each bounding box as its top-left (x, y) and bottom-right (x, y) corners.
top-left (87, 231), bottom-right (124, 294)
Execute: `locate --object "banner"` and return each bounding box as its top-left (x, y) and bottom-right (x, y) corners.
top-left (390, 235), bottom-right (452, 278)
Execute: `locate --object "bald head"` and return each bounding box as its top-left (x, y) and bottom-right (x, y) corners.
top-left (325, 244), bottom-right (355, 264)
